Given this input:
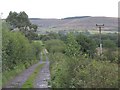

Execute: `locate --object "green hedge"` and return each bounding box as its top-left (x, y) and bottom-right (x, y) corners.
top-left (2, 22), bottom-right (42, 85)
top-left (49, 53), bottom-right (118, 88)
top-left (45, 39), bottom-right (66, 53)
top-left (3, 29), bottom-right (34, 71)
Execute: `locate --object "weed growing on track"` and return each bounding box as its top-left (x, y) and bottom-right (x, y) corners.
top-left (22, 63), bottom-right (45, 88)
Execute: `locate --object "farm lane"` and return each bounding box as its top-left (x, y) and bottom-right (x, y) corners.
top-left (3, 50), bottom-right (51, 88)
top-left (3, 62), bottom-right (40, 88)
top-left (34, 55), bottom-right (51, 88)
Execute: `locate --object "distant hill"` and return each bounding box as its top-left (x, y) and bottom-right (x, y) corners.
top-left (29, 18), bottom-right (41, 20)
top-left (62, 16), bottom-right (91, 19)
top-left (30, 16), bottom-right (118, 34)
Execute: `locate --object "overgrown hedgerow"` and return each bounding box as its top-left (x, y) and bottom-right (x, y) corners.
top-left (2, 22), bottom-right (42, 85)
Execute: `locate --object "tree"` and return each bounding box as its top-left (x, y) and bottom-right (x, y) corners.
top-left (6, 11), bottom-right (38, 40)
top-left (76, 33), bottom-right (97, 58)
top-left (6, 11), bottom-right (30, 28)
top-left (6, 11), bottom-right (18, 29)
top-left (65, 33), bottom-right (80, 57)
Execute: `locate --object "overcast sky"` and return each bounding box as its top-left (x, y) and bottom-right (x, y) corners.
top-left (0, 0), bottom-right (119, 19)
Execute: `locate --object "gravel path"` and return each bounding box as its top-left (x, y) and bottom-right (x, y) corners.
top-left (3, 50), bottom-right (51, 88)
top-left (34, 56), bottom-right (51, 88)
top-left (4, 62), bottom-right (40, 88)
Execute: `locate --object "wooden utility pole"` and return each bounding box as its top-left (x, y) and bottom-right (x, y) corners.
top-left (96, 24), bottom-right (104, 56)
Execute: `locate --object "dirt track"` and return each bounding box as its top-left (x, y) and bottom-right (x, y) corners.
top-left (3, 52), bottom-right (51, 88)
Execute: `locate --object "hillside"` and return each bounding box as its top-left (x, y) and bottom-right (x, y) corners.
top-left (30, 16), bottom-right (118, 34)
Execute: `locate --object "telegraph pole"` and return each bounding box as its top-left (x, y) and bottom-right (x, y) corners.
top-left (96, 24), bottom-right (104, 56)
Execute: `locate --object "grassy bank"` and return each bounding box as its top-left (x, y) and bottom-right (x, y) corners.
top-left (22, 63), bottom-right (45, 88)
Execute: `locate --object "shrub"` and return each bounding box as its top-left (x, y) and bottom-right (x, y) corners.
top-left (49, 52), bottom-right (118, 88)
top-left (2, 22), bottom-right (41, 72)
top-left (45, 39), bottom-right (66, 53)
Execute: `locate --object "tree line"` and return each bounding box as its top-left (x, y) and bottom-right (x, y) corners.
top-left (2, 12), bottom-right (42, 85)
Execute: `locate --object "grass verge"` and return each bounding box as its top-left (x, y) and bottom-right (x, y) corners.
top-left (22, 63), bottom-right (45, 88)
top-left (2, 63), bottom-right (26, 86)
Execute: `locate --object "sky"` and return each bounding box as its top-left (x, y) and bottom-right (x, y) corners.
top-left (0, 0), bottom-right (119, 19)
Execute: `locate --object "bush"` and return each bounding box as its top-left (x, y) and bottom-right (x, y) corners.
top-left (65, 33), bottom-right (80, 57)
top-left (49, 53), bottom-right (118, 88)
top-left (72, 59), bottom-right (118, 88)
top-left (45, 39), bottom-right (66, 53)
top-left (49, 53), bottom-right (71, 88)
top-left (76, 33), bottom-right (97, 58)
top-left (31, 41), bottom-right (42, 60)
top-left (2, 23), bottom-right (42, 72)
top-left (103, 39), bottom-right (116, 49)
top-left (103, 48), bottom-right (118, 63)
